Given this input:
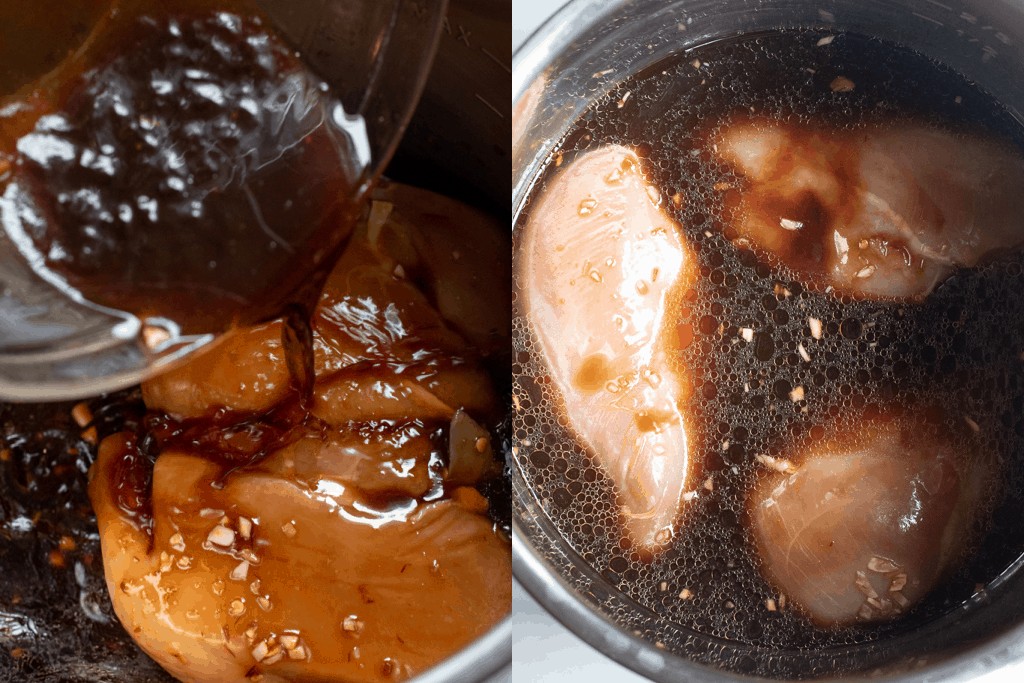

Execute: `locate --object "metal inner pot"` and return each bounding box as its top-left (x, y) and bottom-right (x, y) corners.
top-left (512, 1), bottom-right (1024, 681)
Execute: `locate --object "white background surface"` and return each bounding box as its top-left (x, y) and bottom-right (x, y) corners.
top-left (512, 2), bottom-right (646, 681)
top-left (510, 2), bottom-right (1024, 682)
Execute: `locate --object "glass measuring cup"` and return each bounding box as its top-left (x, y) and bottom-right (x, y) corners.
top-left (0, 0), bottom-right (446, 401)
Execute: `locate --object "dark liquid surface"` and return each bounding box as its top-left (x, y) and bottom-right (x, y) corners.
top-left (513, 30), bottom-right (1024, 654)
top-left (0, 0), bottom-right (364, 335)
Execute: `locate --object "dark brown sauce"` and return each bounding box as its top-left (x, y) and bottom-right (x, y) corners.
top-left (0, 0), bottom-right (365, 335)
top-left (513, 28), bottom-right (1024, 662)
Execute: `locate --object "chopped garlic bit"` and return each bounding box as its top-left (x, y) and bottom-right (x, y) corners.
top-left (964, 415), bottom-right (981, 433)
top-left (577, 197), bottom-right (598, 216)
top-left (141, 323), bottom-right (172, 351)
top-left (855, 264), bottom-right (877, 279)
top-left (703, 476), bottom-right (714, 491)
top-left (788, 386), bottom-right (805, 402)
top-left (206, 525), bottom-right (235, 547)
top-left (779, 218), bottom-right (804, 231)
top-left (342, 615), bottom-right (365, 634)
top-left (679, 588), bottom-right (694, 600)
top-left (366, 200), bottom-right (394, 246)
top-left (816, 35), bottom-right (835, 46)
top-left (251, 639), bottom-right (269, 662)
top-left (229, 599), bottom-right (246, 617)
top-left (798, 343), bottom-right (811, 362)
top-left (889, 573), bottom-right (908, 592)
top-left (616, 91), bottom-right (631, 108)
top-left (830, 75), bottom-right (856, 92)
top-left (740, 327), bottom-right (755, 343)
top-left (755, 453), bottom-right (797, 475)
top-left (71, 403), bottom-right (93, 428)
top-left (230, 560), bottom-right (250, 582)
top-left (238, 517), bottom-right (253, 540)
top-left (168, 532), bottom-right (185, 552)
top-left (690, 58), bottom-right (702, 69)
top-left (808, 317), bottom-right (823, 339)
top-left (766, 598), bottom-right (777, 611)
top-left (854, 570), bottom-right (879, 599)
top-left (868, 556), bottom-right (900, 573)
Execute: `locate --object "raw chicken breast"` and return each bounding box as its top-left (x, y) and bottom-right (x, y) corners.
top-left (92, 182), bottom-right (511, 682)
top-left (144, 183), bottom-right (504, 425)
top-left (520, 145), bottom-right (696, 549)
top-left (90, 433), bottom-right (510, 683)
top-left (749, 417), bottom-right (993, 626)
top-left (716, 120), bottom-right (1024, 298)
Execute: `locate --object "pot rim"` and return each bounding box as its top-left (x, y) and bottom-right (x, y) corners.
top-left (415, 615), bottom-right (511, 683)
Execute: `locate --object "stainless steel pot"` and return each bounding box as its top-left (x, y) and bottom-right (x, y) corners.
top-left (398, 0), bottom-right (512, 680)
top-left (512, 1), bottom-right (1024, 681)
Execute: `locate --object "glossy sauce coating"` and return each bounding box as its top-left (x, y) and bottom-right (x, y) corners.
top-left (89, 183), bottom-right (511, 683)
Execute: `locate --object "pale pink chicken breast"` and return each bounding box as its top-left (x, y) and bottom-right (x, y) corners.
top-left (716, 120), bottom-right (1024, 298)
top-left (520, 145), bottom-right (696, 549)
top-left (750, 417), bottom-right (993, 626)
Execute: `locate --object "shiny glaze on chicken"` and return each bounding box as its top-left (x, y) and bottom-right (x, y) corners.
top-left (89, 183), bottom-right (512, 683)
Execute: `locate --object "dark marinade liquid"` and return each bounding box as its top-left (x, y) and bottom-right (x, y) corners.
top-left (0, 0), bottom-right (364, 336)
top-left (513, 29), bottom-right (1024, 651)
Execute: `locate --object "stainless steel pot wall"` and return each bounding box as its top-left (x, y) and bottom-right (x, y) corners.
top-left (397, 0), bottom-right (512, 680)
top-left (512, 1), bottom-right (1024, 681)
